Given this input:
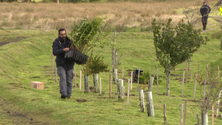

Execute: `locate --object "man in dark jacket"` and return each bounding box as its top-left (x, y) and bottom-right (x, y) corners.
top-left (52, 28), bottom-right (74, 99)
top-left (200, 1), bottom-right (211, 30)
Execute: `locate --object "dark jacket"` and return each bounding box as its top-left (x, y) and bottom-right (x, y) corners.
top-left (200, 5), bottom-right (211, 16)
top-left (52, 37), bottom-right (74, 70)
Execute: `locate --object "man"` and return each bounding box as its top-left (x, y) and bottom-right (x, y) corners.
top-left (52, 28), bottom-right (74, 99)
top-left (200, 1), bottom-right (211, 30)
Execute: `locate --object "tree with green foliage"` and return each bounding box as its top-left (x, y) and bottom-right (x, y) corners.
top-left (69, 17), bottom-right (110, 55)
top-left (69, 17), bottom-right (110, 93)
top-left (152, 18), bottom-right (208, 96)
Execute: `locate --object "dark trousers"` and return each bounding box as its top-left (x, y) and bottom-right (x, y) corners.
top-left (57, 66), bottom-right (73, 97)
top-left (202, 16), bottom-right (208, 30)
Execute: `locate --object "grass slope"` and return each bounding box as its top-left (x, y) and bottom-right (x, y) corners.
top-left (0, 27), bottom-right (222, 125)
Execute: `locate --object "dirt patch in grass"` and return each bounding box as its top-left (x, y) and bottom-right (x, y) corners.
top-left (171, 74), bottom-right (181, 77)
top-left (182, 99), bottom-right (202, 102)
top-left (0, 97), bottom-right (53, 125)
top-left (97, 97), bottom-right (115, 99)
top-left (124, 93), bottom-right (136, 96)
top-left (0, 37), bottom-right (27, 47)
top-left (76, 99), bottom-right (91, 102)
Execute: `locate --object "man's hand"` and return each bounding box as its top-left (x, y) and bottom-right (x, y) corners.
top-left (63, 48), bottom-right (70, 52)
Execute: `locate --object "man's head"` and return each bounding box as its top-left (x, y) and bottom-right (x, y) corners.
top-left (58, 28), bottom-right (67, 40)
top-left (203, 1), bottom-right (207, 5)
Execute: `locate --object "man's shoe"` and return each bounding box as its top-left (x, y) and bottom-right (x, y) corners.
top-left (67, 96), bottom-right (71, 99)
top-left (61, 95), bottom-right (67, 99)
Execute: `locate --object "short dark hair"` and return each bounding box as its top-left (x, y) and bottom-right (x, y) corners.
top-left (58, 28), bottom-right (66, 34)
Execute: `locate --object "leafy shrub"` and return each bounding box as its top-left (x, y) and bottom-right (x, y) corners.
top-left (139, 71), bottom-right (162, 85)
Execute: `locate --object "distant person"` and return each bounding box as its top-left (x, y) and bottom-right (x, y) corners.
top-left (200, 1), bottom-right (211, 30)
top-left (52, 28), bottom-right (75, 99)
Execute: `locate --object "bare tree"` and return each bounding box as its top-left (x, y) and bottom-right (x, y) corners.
top-left (197, 66), bottom-right (222, 125)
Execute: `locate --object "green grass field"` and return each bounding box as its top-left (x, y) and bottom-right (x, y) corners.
top-left (0, 26), bottom-right (222, 125)
top-left (1, 1), bottom-right (222, 124)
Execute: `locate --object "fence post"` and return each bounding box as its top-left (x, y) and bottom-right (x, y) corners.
top-left (149, 69), bottom-right (151, 85)
top-left (131, 72), bottom-right (133, 91)
top-left (164, 104), bottom-right (166, 124)
top-left (80, 70), bottom-right (82, 91)
top-left (218, 66), bottom-right (220, 84)
top-left (51, 53), bottom-right (54, 80)
top-left (212, 105), bottom-right (214, 125)
top-left (216, 90), bottom-right (221, 117)
top-left (183, 101), bottom-right (187, 125)
top-left (207, 64), bottom-right (209, 82)
top-left (185, 60), bottom-right (188, 77)
top-left (197, 114), bottom-right (199, 125)
top-left (100, 78), bottom-right (102, 95)
top-left (157, 69), bottom-right (159, 95)
top-left (181, 104), bottom-right (183, 125)
top-left (110, 74), bottom-right (112, 98)
top-left (191, 62), bottom-right (193, 79)
top-left (182, 71), bottom-right (185, 97)
top-left (114, 68), bottom-right (118, 84)
top-left (204, 79), bottom-right (206, 98)
top-left (146, 91), bottom-right (155, 117)
top-left (118, 79), bottom-right (124, 99)
top-left (148, 77), bottom-right (154, 91)
top-left (140, 89), bottom-right (145, 112)
top-left (127, 79), bottom-right (130, 105)
top-left (84, 75), bottom-right (89, 93)
top-left (122, 67), bottom-right (124, 79)
top-left (93, 73), bottom-right (99, 92)
top-left (194, 74), bottom-right (197, 100)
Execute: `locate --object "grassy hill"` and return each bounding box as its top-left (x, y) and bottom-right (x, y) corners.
top-left (0, 27), bottom-right (222, 124)
top-left (1, 0), bottom-right (222, 125)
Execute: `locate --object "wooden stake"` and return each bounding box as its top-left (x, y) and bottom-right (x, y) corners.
top-left (191, 62), bottom-right (193, 79)
top-left (84, 75), bottom-right (89, 93)
top-left (194, 74), bottom-right (197, 100)
top-left (197, 114), bottom-right (200, 125)
top-left (183, 101), bottom-right (187, 125)
top-left (74, 68), bottom-right (77, 92)
top-left (164, 104), bottom-right (166, 124)
top-left (218, 66), bottom-right (220, 84)
top-left (185, 60), bottom-right (188, 77)
top-left (149, 69), bottom-right (151, 85)
top-left (188, 59), bottom-right (190, 77)
top-left (204, 79), bottom-right (206, 98)
top-left (212, 105), bottom-right (214, 125)
top-left (137, 67), bottom-right (140, 92)
top-left (127, 79), bottom-right (130, 105)
top-left (93, 73), bottom-right (99, 92)
top-left (157, 69), bottom-right (159, 94)
top-left (182, 71), bottom-right (185, 97)
top-left (110, 74), bottom-right (112, 98)
top-left (118, 79), bottom-right (124, 99)
top-left (146, 91), bottom-right (155, 117)
top-left (181, 104), bottom-right (183, 125)
top-left (198, 64), bottom-right (199, 76)
top-left (148, 77), bottom-right (154, 91)
top-left (122, 67), bottom-right (124, 79)
top-left (216, 90), bottom-right (221, 117)
top-left (207, 64), bottom-right (209, 82)
top-left (131, 72), bottom-right (133, 91)
top-left (51, 53), bottom-right (54, 80)
top-left (80, 70), bottom-right (82, 91)
top-left (100, 78), bottom-right (102, 95)
top-left (114, 68), bottom-right (118, 84)
top-left (140, 89), bottom-right (145, 112)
